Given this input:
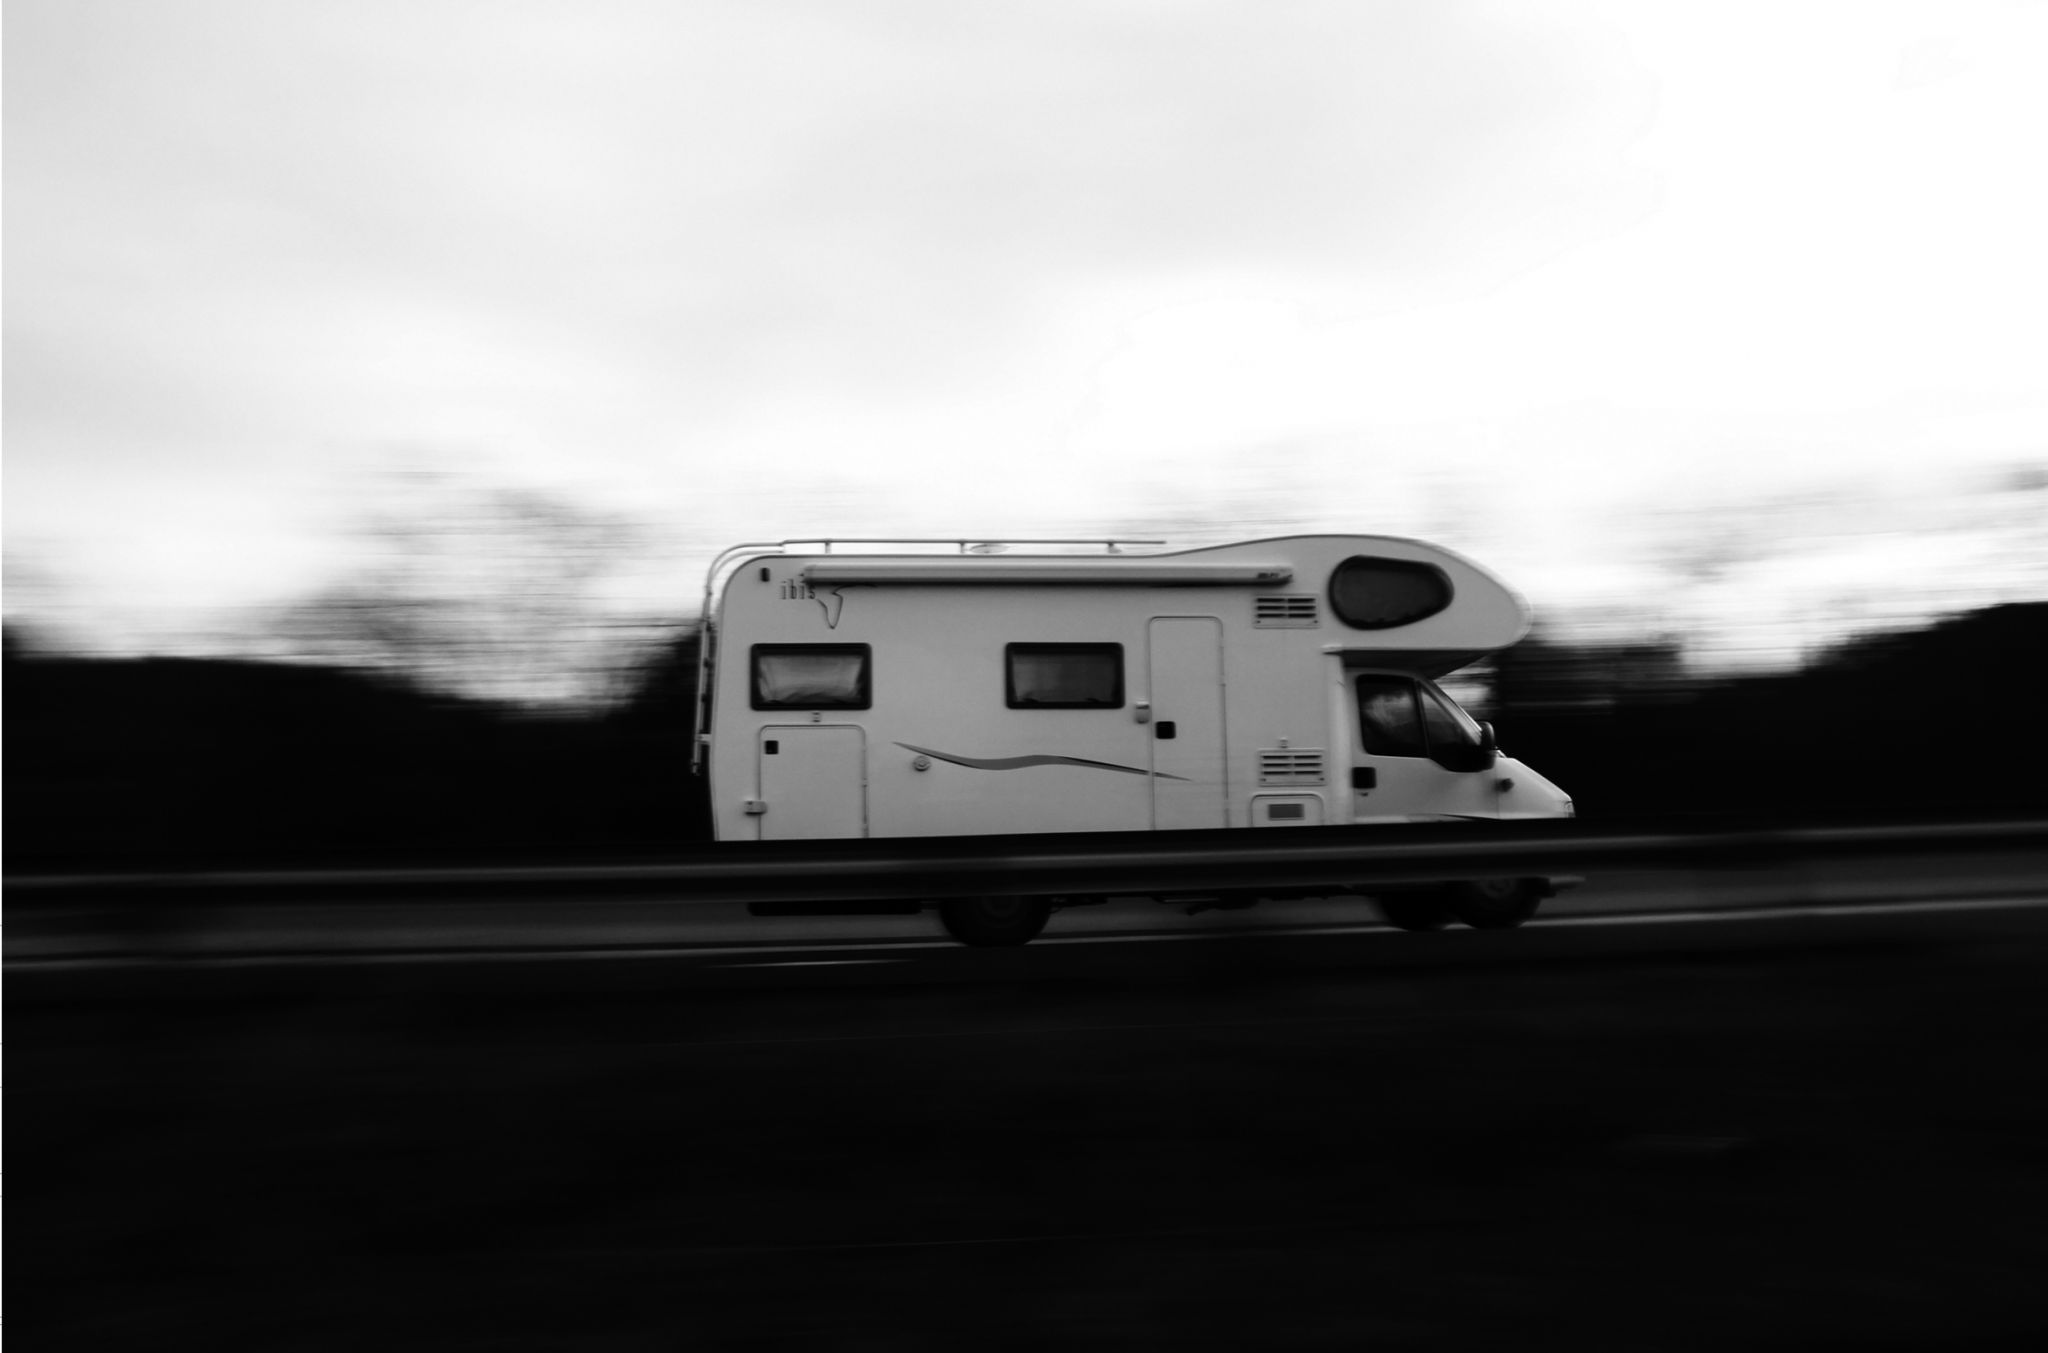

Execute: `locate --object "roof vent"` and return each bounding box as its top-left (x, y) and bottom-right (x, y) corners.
top-left (1254, 595), bottom-right (1319, 628)
top-left (1258, 749), bottom-right (1326, 785)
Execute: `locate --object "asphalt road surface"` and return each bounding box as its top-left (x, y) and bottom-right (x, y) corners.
top-left (8, 842), bottom-right (2045, 987)
top-left (15, 852), bottom-right (2048, 1348)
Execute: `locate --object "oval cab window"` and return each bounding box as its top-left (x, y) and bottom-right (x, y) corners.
top-left (1328, 556), bottom-right (1453, 630)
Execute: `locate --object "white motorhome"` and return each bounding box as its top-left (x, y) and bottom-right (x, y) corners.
top-left (693, 535), bottom-right (1573, 941)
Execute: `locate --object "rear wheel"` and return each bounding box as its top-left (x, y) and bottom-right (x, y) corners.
top-left (1448, 877), bottom-right (1545, 930)
top-left (938, 895), bottom-right (1052, 947)
top-left (1373, 890), bottom-right (1455, 932)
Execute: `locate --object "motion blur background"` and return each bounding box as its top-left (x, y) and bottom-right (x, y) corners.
top-left (13, 11), bottom-right (2048, 1349)
top-left (7, 0), bottom-right (2047, 865)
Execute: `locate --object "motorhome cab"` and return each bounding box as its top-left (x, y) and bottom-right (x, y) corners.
top-left (693, 535), bottom-right (1573, 943)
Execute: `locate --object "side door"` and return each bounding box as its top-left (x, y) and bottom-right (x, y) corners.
top-left (1148, 616), bottom-right (1228, 830)
top-left (1349, 674), bottom-right (1497, 823)
top-left (757, 725), bottom-right (867, 839)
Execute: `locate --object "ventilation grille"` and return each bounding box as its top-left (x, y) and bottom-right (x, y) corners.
top-left (1254, 595), bottom-right (1319, 628)
top-left (1258, 749), bottom-right (1326, 785)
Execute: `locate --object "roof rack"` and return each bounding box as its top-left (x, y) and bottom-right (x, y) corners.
top-left (766, 537), bottom-right (1166, 554)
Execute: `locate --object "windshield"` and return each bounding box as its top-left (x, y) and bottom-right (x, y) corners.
top-left (1419, 680), bottom-right (1484, 746)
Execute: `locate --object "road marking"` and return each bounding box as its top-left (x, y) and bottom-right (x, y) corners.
top-left (713, 958), bottom-right (908, 968)
top-left (1534, 893), bottom-right (2048, 928)
top-left (7, 893), bottom-right (2045, 972)
top-left (636, 1008), bottom-right (1525, 1050)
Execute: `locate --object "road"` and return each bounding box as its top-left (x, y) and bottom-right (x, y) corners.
top-left (8, 840), bottom-right (2045, 987)
top-left (14, 851), bottom-right (2048, 1348)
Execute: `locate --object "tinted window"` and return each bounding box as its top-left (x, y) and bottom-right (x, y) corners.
top-left (1328, 556), bottom-right (1453, 630)
top-left (1006, 644), bottom-right (1123, 708)
top-left (1356, 675), bottom-right (1426, 757)
top-left (1420, 685), bottom-right (1478, 749)
top-left (751, 645), bottom-right (871, 709)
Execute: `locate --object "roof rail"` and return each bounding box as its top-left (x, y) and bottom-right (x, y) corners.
top-left (768, 537), bottom-right (1167, 554)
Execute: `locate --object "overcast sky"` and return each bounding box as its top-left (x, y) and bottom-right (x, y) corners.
top-left (7, 0), bottom-right (2046, 664)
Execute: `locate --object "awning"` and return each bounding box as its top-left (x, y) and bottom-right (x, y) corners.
top-left (801, 560), bottom-right (1293, 585)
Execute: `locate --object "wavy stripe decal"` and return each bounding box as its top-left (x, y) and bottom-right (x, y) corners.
top-left (896, 742), bottom-right (1189, 781)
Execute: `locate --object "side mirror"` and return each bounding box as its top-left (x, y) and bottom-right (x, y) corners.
top-left (1473, 721), bottom-right (1499, 771)
top-left (1430, 726), bottom-right (1498, 775)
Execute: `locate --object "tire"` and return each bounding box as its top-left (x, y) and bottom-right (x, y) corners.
top-left (938, 895), bottom-right (1052, 947)
top-left (1373, 889), bottom-right (1455, 932)
top-left (1448, 877), bottom-right (1545, 930)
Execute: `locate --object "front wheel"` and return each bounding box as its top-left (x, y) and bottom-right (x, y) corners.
top-left (1447, 877), bottom-right (1546, 930)
top-left (938, 895), bottom-right (1052, 947)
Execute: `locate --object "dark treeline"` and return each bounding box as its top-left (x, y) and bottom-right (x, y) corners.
top-left (3, 631), bottom-right (708, 872)
top-left (1491, 601), bottom-right (2048, 823)
top-left (5, 603), bottom-right (2044, 872)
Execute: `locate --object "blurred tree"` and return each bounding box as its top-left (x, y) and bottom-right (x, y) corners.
top-left (611, 625), bottom-right (702, 731)
top-left (1, 547), bottom-right (89, 657)
top-left (1493, 628), bottom-right (1690, 714)
top-left (270, 468), bottom-right (657, 706)
top-left (3, 621), bottom-right (44, 661)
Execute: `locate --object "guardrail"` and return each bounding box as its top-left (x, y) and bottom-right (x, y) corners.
top-left (10, 817), bottom-right (2046, 909)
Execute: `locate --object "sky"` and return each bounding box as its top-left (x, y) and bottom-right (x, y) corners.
top-left (6, 0), bottom-right (2047, 677)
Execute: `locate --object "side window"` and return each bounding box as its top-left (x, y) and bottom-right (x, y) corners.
top-left (1355, 675), bottom-right (1426, 757)
top-left (1328, 556), bottom-right (1453, 630)
top-left (751, 644), bottom-right (872, 709)
top-left (1006, 643), bottom-right (1124, 708)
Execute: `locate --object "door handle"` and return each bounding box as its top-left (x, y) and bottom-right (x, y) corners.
top-left (1350, 767), bottom-right (1376, 790)
top-left (1155, 721), bottom-right (1177, 740)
